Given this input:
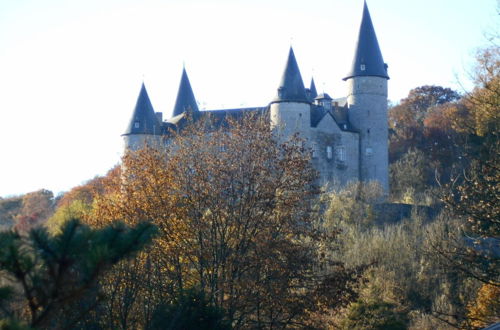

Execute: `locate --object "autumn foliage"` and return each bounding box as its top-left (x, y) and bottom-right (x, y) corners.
top-left (82, 113), bottom-right (360, 328)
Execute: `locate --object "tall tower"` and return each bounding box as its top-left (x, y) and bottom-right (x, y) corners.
top-left (270, 47), bottom-right (311, 141)
top-left (122, 83), bottom-right (162, 151)
top-left (344, 1), bottom-right (389, 192)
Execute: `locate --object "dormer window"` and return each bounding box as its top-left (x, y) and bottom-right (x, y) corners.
top-left (321, 100), bottom-right (332, 111)
top-left (315, 93), bottom-right (333, 111)
top-left (277, 87), bottom-right (285, 99)
top-left (134, 121), bottom-right (140, 128)
top-left (360, 64), bottom-right (366, 71)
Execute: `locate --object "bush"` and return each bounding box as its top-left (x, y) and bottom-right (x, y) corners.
top-left (339, 299), bottom-right (409, 330)
top-left (148, 288), bottom-right (231, 330)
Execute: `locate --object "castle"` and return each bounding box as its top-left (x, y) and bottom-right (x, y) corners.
top-left (122, 1), bottom-right (389, 192)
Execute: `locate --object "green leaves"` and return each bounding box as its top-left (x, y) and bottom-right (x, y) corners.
top-left (0, 218), bottom-right (157, 327)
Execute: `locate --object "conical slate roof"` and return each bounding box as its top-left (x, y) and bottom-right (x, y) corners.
top-left (172, 67), bottom-right (199, 117)
top-left (309, 78), bottom-right (318, 100)
top-left (123, 83), bottom-right (161, 135)
top-left (344, 1), bottom-right (389, 80)
top-left (272, 47), bottom-right (309, 103)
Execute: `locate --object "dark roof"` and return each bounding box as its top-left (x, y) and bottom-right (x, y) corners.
top-left (309, 78), bottom-right (318, 101)
top-left (272, 47), bottom-right (309, 103)
top-left (482, 322), bottom-right (500, 330)
top-left (344, 1), bottom-right (389, 80)
top-left (164, 107), bottom-right (268, 134)
top-left (464, 237), bottom-right (500, 258)
top-left (123, 83), bottom-right (162, 136)
top-left (315, 93), bottom-right (333, 101)
top-left (311, 105), bottom-right (326, 127)
top-left (172, 67), bottom-right (199, 117)
top-left (310, 104), bottom-right (357, 132)
top-left (165, 103), bottom-right (357, 135)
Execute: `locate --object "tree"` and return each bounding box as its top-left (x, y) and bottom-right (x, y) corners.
top-left (467, 284), bottom-right (500, 328)
top-left (323, 181), bottom-right (383, 229)
top-left (339, 299), bottom-right (409, 330)
top-left (148, 288), bottom-right (231, 330)
top-left (438, 148), bottom-right (499, 287)
top-left (91, 112), bottom-right (360, 328)
top-left (388, 85), bottom-right (461, 162)
top-left (45, 167), bottom-right (121, 235)
top-left (0, 196), bottom-right (23, 230)
top-left (435, 43), bottom-right (500, 289)
top-left (464, 44), bottom-right (500, 137)
top-left (389, 148), bottom-right (428, 202)
top-left (0, 190), bottom-right (55, 232)
top-left (0, 219), bottom-right (156, 328)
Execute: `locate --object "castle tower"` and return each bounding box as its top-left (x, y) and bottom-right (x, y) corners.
top-left (344, 1), bottom-right (389, 192)
top-left (270, 47), bottom-right (311, 141)
top-left (122, 83), bottom-right (162, 151)
top-left (172, 67), bottom-right (199, 118)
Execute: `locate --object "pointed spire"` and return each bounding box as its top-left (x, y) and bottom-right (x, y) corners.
top-left (343, 1), bottom-right (389, 80)
top-left (273, 47), bottom-right (309, 103)
top-left (123, 83), bottom-right (161, 135)
top-left (309, 78), bottom-right (318, 100)
top-left (172, 67), bottom-right (199, 117)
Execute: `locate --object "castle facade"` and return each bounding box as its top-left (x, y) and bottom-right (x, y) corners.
top-left (123, 1), bottom-right (390, 192)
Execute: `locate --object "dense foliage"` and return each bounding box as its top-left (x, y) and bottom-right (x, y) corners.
top-left (0, 41), bottom-right (498, 329)
top-left (0, 219), bottom-right (156, 328)
top-left (89, 113), bottom-right (360, 328)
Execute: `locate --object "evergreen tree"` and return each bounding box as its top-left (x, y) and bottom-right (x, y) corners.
top-left (0, 219), bottom-right (156, 328)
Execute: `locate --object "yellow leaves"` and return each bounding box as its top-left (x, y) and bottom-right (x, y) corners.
top-left (61, 112), bottom-right (338, 327)
top-left (467, 284), bottom-right (500, 328)
top-left (465, 45), bottom-right (500, 137)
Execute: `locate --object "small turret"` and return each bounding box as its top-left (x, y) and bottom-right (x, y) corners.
top-left (307, 78), bottom-right (318, 102)
top-left (270, 47), bottom-right (311, 141)
top-left (123, 83), bottom-right (162, 151)
top-left (344, 1), bottom-right (389, 193)
top-left (172, 67), bottom-right (199, 117)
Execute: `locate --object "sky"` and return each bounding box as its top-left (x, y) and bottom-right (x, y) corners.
top-left (0, 0), bottom-right (497, 198)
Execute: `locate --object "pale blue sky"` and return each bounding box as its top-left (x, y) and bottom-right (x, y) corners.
top-left (0, 0), bottom-right (497, 197)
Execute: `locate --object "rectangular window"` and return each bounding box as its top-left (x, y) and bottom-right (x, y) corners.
top-left (326, 146), bottom-right (333, 159)
top-left (366, 147), bottom-right (373, 156)
top-left (312, 143), bottom-right (318, 158)
top-left (134, 121), bottom-right (140, 128)
top-left (336, 146), bottom-right (346, 162)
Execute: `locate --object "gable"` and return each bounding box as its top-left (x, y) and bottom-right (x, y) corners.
top-left (315, 112), bottom-right (343, 134)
